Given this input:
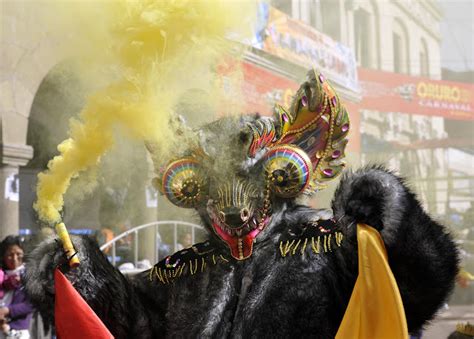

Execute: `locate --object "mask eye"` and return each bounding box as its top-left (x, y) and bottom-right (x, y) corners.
top-left (162, 158), bottom-right (208, 208)
top-left (263, 145), bottom-right (313, 198)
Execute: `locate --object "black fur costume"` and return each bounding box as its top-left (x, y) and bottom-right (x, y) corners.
top-left (25, 71), bottom-right (459, 338)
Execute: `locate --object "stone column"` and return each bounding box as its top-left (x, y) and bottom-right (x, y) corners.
top-left (0, 143), bottom-right (33, 240)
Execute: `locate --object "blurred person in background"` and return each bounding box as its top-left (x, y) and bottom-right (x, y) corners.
top-left (177, 232), bottom-right (193, 250)
top-left (96, 227), bottom-right (115, 254)
top-left (0, 236), bottom-right (34, 339)
top-left (156, 231), bottom-right (172, 260)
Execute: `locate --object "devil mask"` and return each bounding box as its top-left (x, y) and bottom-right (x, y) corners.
top-left (148, 70), bottom-right (350, 260)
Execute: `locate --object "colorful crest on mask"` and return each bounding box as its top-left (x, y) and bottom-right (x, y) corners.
top-left (248, 69), bottom-right (350, 193)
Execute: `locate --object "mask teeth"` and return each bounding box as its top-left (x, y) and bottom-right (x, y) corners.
top-left (222, 224), bottom-right (231, 235)
top-left (250, 217), bottom-right (258, 229)
top-left (221, 222), bottom-right (235, 236)
top-left (209, 200), bottom-right (269, 237)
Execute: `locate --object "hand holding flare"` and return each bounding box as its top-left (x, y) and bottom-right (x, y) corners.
top-left (55, 223), bottom-right (80, 268)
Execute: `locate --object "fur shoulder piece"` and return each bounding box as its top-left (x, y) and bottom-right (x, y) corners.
top-left (332, 165), bottom-right (411, 243)
top-left (149, 241), bottom-right (230, 285)
top-left (277, 208), bottom-right (344, 258)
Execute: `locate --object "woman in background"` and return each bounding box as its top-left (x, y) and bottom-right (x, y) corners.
top-left (0, 236), bottom-right (34, 339)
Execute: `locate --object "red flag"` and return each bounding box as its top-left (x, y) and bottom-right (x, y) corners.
top-left (54, 268), bottom-right (114, 339)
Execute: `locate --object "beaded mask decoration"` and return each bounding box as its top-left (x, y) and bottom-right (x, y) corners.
top-left (262, 145), bottom-right (313, 198)
top-left (151, 69), bottom-right (350, 260)
top-left (161, 158), bottom-right (208, 208)
top-left (269, 69), bottom-right (350, 192)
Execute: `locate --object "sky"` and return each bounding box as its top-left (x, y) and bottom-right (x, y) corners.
top-left (439, 0), bottom-right (474, 72)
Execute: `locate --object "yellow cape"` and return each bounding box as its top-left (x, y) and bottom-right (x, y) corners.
top-left (336, 224), bottom-right (408, 339)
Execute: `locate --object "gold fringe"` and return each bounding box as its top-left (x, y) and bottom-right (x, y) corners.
top-left (163, 268), bottom-right (170, 284)
top-left (281, 240), bottom-right (294, 257)
top-left (156, 267), bottom-right (165, 284)
top-left (334, 232), bottom-right (343, 246)
top-left (154, 232), bottom-right (347, 283)
top-left (279, 241), bottom-right (285, 257)
top-left (283, 241), bottom-right (289, 255)
top-left (149, 267), bottom-right (155, 282)
top-left (278, 232), bottom-right (345, 258)
top-left (456, 322), bottom-right (474, 336)
top-left (153, 251), bottom-right (234, 284)
top-left (311, 237), bottom-right (320, 254)
top-left (194, 258), bottom-right (199, 274)
top-left (301, 238), bottom-right (308, 255)
top-left (287, 240), bottom-right (295, 254)
top-left (292, 239), bottom-right (302, 255)
top-left (155, 267), bottom-right (161, 283)
top-left (178, 262), bottom-right (186, 277)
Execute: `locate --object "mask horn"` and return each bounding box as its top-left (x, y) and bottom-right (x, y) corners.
top-left (263, 145), bottom-right (313, 198)
top-left (161, 158), bottom-right (208, 208)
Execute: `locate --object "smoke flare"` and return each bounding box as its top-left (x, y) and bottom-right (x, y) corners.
top-left (34, 0), bottom-right (257, 223)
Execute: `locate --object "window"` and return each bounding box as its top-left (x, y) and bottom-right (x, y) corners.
top-left (392, 19), bottom-right (410, 74)
top-left (354, 8), bottom-right (371, 68)
top-left (393, 32), bottom-right (403, 73)
top-left (420, 38), bottom-right (429, 77)
top-left (309, 1), bottom-right (319, 28)
top-left (351, 1), bottom-right (380, 69)
top-left (321, 0), bottom-right (341, 41)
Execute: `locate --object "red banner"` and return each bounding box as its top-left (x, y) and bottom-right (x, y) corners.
top-left (241, 62), bottom-right (299, 114)
top-left (358, 68), bottom-right (474, 120)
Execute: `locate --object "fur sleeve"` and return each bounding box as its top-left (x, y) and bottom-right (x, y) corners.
top-left (332, 165), bottom-right (459, 332)
top-left (25, 236), bottom-right (151, 338)
top-left (332, 165), bottom-right (407, 243)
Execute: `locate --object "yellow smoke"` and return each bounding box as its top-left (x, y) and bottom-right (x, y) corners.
top-left (34, 0), bottom-right (257, 223)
